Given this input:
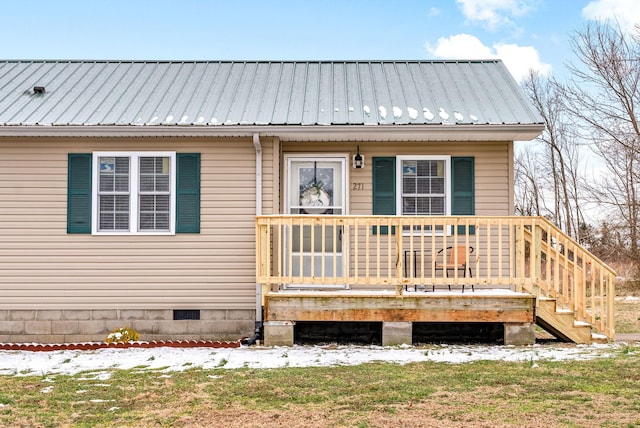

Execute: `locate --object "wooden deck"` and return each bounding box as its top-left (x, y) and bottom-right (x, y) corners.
top-left (263, 289), bottom-right (537, 346)
top-left (257, 215), bottom-right (617, 345)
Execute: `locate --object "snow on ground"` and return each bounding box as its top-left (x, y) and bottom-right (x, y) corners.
top-left (0, 342), bottom-right (630, 378)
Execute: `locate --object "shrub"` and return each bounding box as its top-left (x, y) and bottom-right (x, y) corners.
top-left (105, 326), bottom-right (140, 343)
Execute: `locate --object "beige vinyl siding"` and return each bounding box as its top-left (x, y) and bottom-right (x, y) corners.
top-left (0, 137), bottom-right (260, 310)
top-left (261, 137), bottom-right (278, 215)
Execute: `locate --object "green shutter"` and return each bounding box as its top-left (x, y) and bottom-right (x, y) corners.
top-left (451, 157), bottom-right (475, 234)
top-left (176, 153), bottom-right (200, 233)
top-left (67, 154), bottom-right (92, 234)
top-left (372, 157), bottom-right (395, 234)
top-left (67, 153), bottom-right (91, 233)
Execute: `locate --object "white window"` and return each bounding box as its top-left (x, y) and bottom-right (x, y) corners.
top-left (92, 152), bottom-right (176, 235)
top-left (397, 155), bottom-right (451, 233)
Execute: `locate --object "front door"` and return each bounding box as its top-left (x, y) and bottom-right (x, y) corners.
top-left (286, 156), bottom-right (347, 278)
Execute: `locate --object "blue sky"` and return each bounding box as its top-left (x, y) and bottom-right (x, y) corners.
top-left (1, 0), bottom-right (638, 82)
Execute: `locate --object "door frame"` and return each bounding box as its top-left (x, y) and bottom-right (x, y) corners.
top-left (283, 154), bottom-right (349, 282)
top-left (284, 154), bottom-right (349, 215)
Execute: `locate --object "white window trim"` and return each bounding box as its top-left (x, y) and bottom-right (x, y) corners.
top-left (396, 155), bottom-right (451, 236)
top-left (91, 151), bottom-right (176, 235)
top-left (284, 154), bottom-right (349, 215)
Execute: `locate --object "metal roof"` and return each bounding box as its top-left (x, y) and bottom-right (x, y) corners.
top-left (0, 60), bottom-right (543, 138)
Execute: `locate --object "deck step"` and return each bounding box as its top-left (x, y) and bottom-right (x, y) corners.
top-left (591, 332), bottom-right (611, 344)
top-left (536, 298), bottom-right (592, 344)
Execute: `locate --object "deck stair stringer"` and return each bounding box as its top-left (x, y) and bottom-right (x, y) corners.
top-left (535, 297), bottom-right (593, 344)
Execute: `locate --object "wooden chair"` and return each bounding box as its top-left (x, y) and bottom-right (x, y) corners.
top-left (434, 245), bottom-right (474, 292)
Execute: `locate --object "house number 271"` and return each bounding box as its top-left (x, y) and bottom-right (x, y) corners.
top-left (352, 183), bottom-right (365, 191)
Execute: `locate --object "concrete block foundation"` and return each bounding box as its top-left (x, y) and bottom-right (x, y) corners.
top-left (504, 322), bottom-right (536, 345)
top-left (0, 309), bottom-right (255, 343)
top-left (382, 322), bottom-right (413, 346)
top-left (263, 321), bottom-right (295, 347)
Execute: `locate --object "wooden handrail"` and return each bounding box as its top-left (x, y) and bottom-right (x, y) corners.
top-left (256, 215), bottom-right (616, 338)
top-left (519, 218), bottom-right (616, 338)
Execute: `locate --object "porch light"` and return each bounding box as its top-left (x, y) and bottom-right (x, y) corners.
top-left (353, 146), bottom-right (365, 169)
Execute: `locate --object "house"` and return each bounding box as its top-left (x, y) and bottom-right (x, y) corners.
top-left (0, 60), bottom-right (615, 346)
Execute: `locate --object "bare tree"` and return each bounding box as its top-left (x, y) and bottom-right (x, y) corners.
top-left (590, 139), bottom-right (640, 261)
top-left (561, 21), bottom-right (640, 263)
top-left (520, 71), bottom-right (585, 237)
top-left (514, 144), bottom-right (543, 217)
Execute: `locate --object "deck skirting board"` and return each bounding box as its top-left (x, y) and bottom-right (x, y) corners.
top-left (265, 294), bottom-right (535, 323)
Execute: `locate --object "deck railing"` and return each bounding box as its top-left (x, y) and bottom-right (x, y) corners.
top-left (256, 215), bottom-right (616, 338)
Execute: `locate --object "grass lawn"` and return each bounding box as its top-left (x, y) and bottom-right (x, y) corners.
top-left (615, 279), bottom-right (640, 334)
top-left (615, 297), bottom-right (640, 334)
top-left (0, 344), bottom-right (639, 427)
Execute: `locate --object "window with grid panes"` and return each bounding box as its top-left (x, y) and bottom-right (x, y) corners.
top-left (397, 156), bottom-right (450, 234)
top-left (98, 156), bottom-right (130, 231)
top-left (138, 156), bottom-right (171, 230)
top-left (93, 152), bottom-right (176, 234)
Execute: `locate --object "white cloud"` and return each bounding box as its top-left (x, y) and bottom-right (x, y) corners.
top-left (456, 0), bottom-right (538, 30)
top-left (428, 7), bottom-right (440, 16)
top-left (583, 0), bottom-right (640, 32)
top-left (495, 44), bottom-right (552, 82)
top-left (426, 33), bottom-right (552, 82)
top-left (427, 33), bottom-right (494, 58)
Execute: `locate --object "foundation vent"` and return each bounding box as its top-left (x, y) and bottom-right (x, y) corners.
top-left (173, 310), bottom-right (201, 320)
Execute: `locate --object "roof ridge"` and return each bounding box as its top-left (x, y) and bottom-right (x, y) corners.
top-left (0, 59), bottom-right (503, 65)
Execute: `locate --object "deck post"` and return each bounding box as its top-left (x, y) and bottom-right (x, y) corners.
top-left (395, 227), bottom-right (403, 295)
top-left (514, 221), bottom-right (525, 292)
top-left (263, 321), bottom-right (295, 347)
top-left (256, 221), bottom-right (270, 283)
top-left (533, 223), bottom-right (543, 284)
top-left (503, 322), bottom-right (535, 345)
top-left (382, 322), bottom-right (413, 346)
